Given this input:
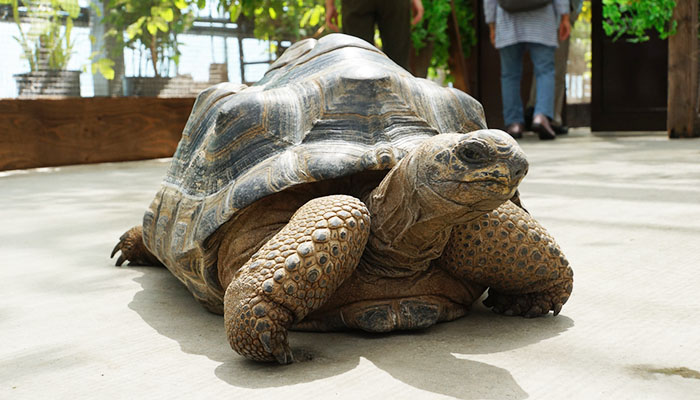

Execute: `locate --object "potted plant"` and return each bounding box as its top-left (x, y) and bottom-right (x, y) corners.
top-left (99, 0), bottom-right (201, 96)
top-left (2, 0), bottom-right (82, 97)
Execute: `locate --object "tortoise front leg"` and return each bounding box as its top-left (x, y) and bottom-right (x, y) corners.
top-left (224, 195), bottom-right (370, 364)
top-left (436, 201), bottom-right (573, 317)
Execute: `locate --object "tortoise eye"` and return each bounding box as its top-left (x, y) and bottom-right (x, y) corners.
top-left (456, 144), bottom-right (487, 163)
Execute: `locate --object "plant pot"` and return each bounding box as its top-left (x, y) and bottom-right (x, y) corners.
top-left (124, 74), bottom-right (222, 98)
top-left (123, 76), bottom-right (173, 97)
top-left (14, 70), bottom-right (81, 98)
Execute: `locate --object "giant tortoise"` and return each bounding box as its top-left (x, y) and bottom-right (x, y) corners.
top-left (112, 33), bottom-right (573, 364)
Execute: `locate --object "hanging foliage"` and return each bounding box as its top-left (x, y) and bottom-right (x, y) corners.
top-left (602, 0), bottom-right (678, 42)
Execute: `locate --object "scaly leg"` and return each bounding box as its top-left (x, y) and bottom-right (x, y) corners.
top-left (436, 201), bottom-right (573, 317)
top-left (224, 195), bottom-right (371, 363)
top-left (111, 226), bottom-right (163, 267)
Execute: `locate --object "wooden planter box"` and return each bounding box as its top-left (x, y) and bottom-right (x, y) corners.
top-left (0, 97), bottom-right (195, 171)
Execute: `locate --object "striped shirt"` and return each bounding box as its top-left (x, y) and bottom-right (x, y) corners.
top-left (484, 0), bottom-right (570, 49)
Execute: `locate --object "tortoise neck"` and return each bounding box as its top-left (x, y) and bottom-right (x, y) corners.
top-left (361, 156), bottom-right (485, 277)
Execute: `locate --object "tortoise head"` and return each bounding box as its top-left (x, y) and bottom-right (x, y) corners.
top-left (410, 130), bottom-right (528, 209)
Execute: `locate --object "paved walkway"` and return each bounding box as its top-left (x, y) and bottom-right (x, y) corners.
top-left (2, 129), bottom-right (699, 399)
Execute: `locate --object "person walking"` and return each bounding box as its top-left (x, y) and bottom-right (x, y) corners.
top-left (526, 0), bottom-right (584, 135)
top-left (485, 0), bottom-right (571, 140)
top-left (325, 0), bottom-right (424, 70)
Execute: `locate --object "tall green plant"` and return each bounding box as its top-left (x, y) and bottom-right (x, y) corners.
top-left (1, 0), bottom-right (81, 71)
top-left (100, 0), bottom-right (201, 78)
top-left (218, 0), bottom-right (326, 49)
top-left (602, 0), bottom-right (677, 42)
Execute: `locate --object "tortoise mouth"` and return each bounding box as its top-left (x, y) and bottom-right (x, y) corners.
top-left (431, 178), bottom-right (515, 205)
top-left (445, 177), bottom-right (513, 191)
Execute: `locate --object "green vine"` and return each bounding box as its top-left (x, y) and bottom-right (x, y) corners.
top-left (410, 0), bottom-right (476, 80)
top-left (602, 0), bottom-right (678, 42)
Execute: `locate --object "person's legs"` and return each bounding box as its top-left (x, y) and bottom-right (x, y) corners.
top-left (376, 0), bottom-right (411, 69)
top-left (528, 42), bottom-right (556, 120)
top-left (341, 0), bottom-right (376, 46)
top-left (499, 43), bottom-right (525, 127)
top-left (552, 36), bottom-right (570, 127)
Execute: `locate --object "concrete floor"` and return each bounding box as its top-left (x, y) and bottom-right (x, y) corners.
top-left (2, 128), bottom-right (700, 399)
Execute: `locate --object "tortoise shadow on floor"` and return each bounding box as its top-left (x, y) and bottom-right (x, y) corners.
top-left (128, 266), bottom-right (574, 400)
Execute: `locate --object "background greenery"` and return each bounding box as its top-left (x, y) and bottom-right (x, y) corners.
top-left (602, 0), bottom-right (678, 42)
top-left (100, 0), bottom-right (202, 77)
top-left (1, 0), bottom-right (81, 71)
top-left (410, 0), bottom-right (476, 80)
top-left (218, 0), bottom-right (476, 79)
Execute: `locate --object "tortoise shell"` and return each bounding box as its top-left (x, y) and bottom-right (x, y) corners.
top-left (141, 33), bottom-right (486, 312)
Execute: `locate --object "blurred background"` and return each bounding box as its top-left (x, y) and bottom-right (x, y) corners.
top-left (0, 0), bottom-right (590, 101)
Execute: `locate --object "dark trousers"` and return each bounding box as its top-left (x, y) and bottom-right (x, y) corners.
top-left (341, 0), bottom-right (411, 69)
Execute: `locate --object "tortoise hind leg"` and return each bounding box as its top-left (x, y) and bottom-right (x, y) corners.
top-left (436, 201), bottom-right (573, 317)
top-left (224, 195), bottom-right (370, 363)
top-left (111, 226), bottom-right (163, 267)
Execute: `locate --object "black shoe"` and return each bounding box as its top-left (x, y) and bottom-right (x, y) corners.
top-left (552, 124), bottom-right (569, 135)
top-left (532, 114), bottom-right (556, 140)
top-left (506, 122), bottom-right (524, 139)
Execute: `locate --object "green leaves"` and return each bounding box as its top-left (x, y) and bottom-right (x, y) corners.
top-left (92, 57), bottom-right (116, 80)
top-left (100, 0), bottom-right (199, 77)
top-left (602, 0), bottom-right (678, 42)
top-left (411, 0), bottom-right (476, 80)
top-left (126, 17), bottom-right (146, 39)
top-left (58, 0), bottom-right (81, 19)
top-left (218, 0), bottom-right (328, 43)
top-left (4, 0), bottom-right (87, 71)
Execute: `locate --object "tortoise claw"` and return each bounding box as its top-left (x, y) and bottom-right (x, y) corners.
top-left (553, 303), bottom-right (563, 316)
top-left (484, 288), bottom-right (569, 318)
top-left (273, 346), bottom-right (294, 365)
top-left (258, 327), bottom-right (294, 365)
top-left (109, 226), bottom-right (160, 267)
top-left (116, 254), bottom-right (126, 267)
top-left (111, 241), bottom-right (122, 258)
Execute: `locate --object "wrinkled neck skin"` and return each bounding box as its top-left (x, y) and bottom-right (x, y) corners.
top-left (361, 153), bottom-right (503, 278)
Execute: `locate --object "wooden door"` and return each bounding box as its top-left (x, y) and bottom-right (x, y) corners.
top-left (591, 0), bottom-right (668, 131)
